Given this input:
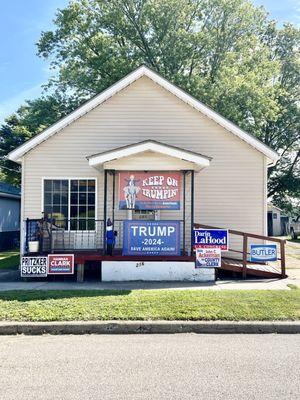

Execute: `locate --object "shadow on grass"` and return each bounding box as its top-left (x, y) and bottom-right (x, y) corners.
top-left (286, 236), bottom-right (300, 244)
top-left (0, 289), bottom-right (132, 302)
top-left (0, 255), bottom-right (20, 270)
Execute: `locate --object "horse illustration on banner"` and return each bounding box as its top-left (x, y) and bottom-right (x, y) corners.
top-left (123, 175), bottom-right (141, 209)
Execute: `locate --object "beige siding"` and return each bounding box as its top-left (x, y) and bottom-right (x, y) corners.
top-left (23, 76), bottom-right (266, 249)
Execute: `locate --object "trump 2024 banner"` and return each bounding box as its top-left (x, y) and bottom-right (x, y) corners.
top-left (123, 220), bottom-right (181, 256)
top-left (119, 172), bottom-right (181, 210)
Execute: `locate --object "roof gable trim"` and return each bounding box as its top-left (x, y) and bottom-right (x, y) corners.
top-left (87, 140), bottom-right (211, 169)
top-left (8, 65), bottom-right (279, 163)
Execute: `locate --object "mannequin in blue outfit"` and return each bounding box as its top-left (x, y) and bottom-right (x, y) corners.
top-left (106, 218), bottom-right (115, 256)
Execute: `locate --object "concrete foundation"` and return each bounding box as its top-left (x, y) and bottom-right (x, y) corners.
top-left (102, 261), bottom-right (215, 282)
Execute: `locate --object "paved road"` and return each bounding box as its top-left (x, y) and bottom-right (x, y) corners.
top-left (0, 334), bottom-right (299, 400)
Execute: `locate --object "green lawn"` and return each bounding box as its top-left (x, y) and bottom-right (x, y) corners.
top-left (0, 289), bottom-right (299, 321)
top-left (0, 249), bottom-right (20, 270)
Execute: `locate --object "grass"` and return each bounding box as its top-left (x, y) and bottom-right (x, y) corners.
top-left (287, 236), bottom-right (300, 244)
top-left (287, 284), bottom-right (299, 290)
top-left (0, 249), bottom-right (19, 270)
top-left (0, 289), bottom-right (299, 321)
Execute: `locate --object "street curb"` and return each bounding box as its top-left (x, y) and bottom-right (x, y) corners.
top-left (0, 321), bottom-right (299, 335)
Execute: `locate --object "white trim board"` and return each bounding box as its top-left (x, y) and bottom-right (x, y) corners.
top-left (87, 140), bottom-right (211, 171)
top-left (8, 65), bottom-right (279, 164)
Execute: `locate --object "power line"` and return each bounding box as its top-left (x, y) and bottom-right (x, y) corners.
top-left (0, 165), bottom-right (21, 174)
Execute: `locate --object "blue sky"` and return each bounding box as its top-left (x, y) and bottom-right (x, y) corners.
top-left (0, 0), bottom-right (299, 124)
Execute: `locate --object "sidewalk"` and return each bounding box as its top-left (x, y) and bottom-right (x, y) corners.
top-left (0, 277), bottom-right (298, 291)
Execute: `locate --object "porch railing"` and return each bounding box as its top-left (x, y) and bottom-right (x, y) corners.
top-left (25, 218), bottom-right (188, 255)
top-left (194, 223), bottom-right (286, 278)
top-left (25, 218), bottom-right (107, 253)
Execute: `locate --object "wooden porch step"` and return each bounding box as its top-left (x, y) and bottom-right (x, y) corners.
top-left (221, 257), bottom-right (285, 279)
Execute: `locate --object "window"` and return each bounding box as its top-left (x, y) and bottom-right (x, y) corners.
top-left (44, 180), bottom-right (68, 228)
top-left (43, 179), bottom-right (96, 230)
top-left (70, 179), bottom-right (95, 230)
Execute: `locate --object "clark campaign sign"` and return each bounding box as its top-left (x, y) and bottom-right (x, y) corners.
top-left (123, 220), bottom-right (180, 256)
top-left (250, 245), bottom-right (277, 262)
top-left (21, 256), bottom-right (48, 277)
top-left (48, 254), bottom-right (74, 274)
top-left (193, 229), bottom-right (229, 251)
top-left (119, 172), bottom-right (181, 210)
top-left (196, 248), bottom-right (221, 268)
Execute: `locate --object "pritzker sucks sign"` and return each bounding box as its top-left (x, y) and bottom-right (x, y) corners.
top-left (21, 256), bottom-right (48, 277)
top-left (119, 172), bottom-right (181, 210)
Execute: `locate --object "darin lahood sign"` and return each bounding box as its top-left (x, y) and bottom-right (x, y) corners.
top-left (119, 172), bottom-right (181, 210)
top-left (193, 229), bottom-right (229, 251)
top-left (123, 220), bottom-right (181, 256)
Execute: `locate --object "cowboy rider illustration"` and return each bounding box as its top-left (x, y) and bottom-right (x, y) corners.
top-left (123, 174), bottom-right (140, 209)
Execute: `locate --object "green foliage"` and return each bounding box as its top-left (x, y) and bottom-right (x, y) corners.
top-left (0, 289), bottom-right (299, 321)
top-left (0, 249), bottom-right (20, 270)
top-left (0, 0), bottom-right (299, 210)
top-left (0, 96), bottom-right (78, 185)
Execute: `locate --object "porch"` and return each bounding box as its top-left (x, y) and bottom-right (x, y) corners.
top-left (21, 140), bottom-right (286, 282)
top-left (24, 218), bottom-right (286, 281)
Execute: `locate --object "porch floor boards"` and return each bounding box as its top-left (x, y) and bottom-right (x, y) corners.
top-left (221, 257), bottom-right (284, 279)
top-left (72, 252), bottom-right (283, 279)
top-left (36, 251), bottom-right (284, 279)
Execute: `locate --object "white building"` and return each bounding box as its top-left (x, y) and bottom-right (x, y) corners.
top-left (8, 65), bottom-right (281, 281)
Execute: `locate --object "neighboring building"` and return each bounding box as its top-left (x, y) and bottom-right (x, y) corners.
top-left (0, 182), bottom-right (21, 250)
top-left (267, 203), bottom-right (290, 236)
top-left (267, 203), bottom-right (282, 236)
top-left (8, 65), bottom-right (279, 281)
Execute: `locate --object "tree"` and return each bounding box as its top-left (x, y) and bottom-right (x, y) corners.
top-left (1, 0), bottom-right (299, 213)
top-left (0, 95), bottom-right (77, 185)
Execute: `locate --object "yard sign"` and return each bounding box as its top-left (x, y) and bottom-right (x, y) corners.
top-left (21, 256), bottom-right (48, 277)
top-left (250, 245), bottom-right (277, 262)
top-left (195, 248), bottom-right (221, 268)
top-left (193, 229), bottom-right (229, 251)
top-left (48, 254), bottom-right (74, 274)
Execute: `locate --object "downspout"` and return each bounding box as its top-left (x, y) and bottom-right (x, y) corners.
top-left (263, 157), bottom-right (268, 237)
top-left (20, 156), bottom-right (25, 255)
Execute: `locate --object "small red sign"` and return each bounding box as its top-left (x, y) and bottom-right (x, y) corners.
top-left (48, 254), bottom-right (74, 275)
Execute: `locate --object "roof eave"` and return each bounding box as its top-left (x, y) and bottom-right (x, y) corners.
top-left (87, 141), bottom-right (211, 169)
top-left (7, 65), bottom-right (279, 163)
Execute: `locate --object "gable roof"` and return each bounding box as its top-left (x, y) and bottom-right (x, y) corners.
top-left (8, 65), bottom-right (279, 164)
top-left (87, 139), bottom-right (211, 171)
